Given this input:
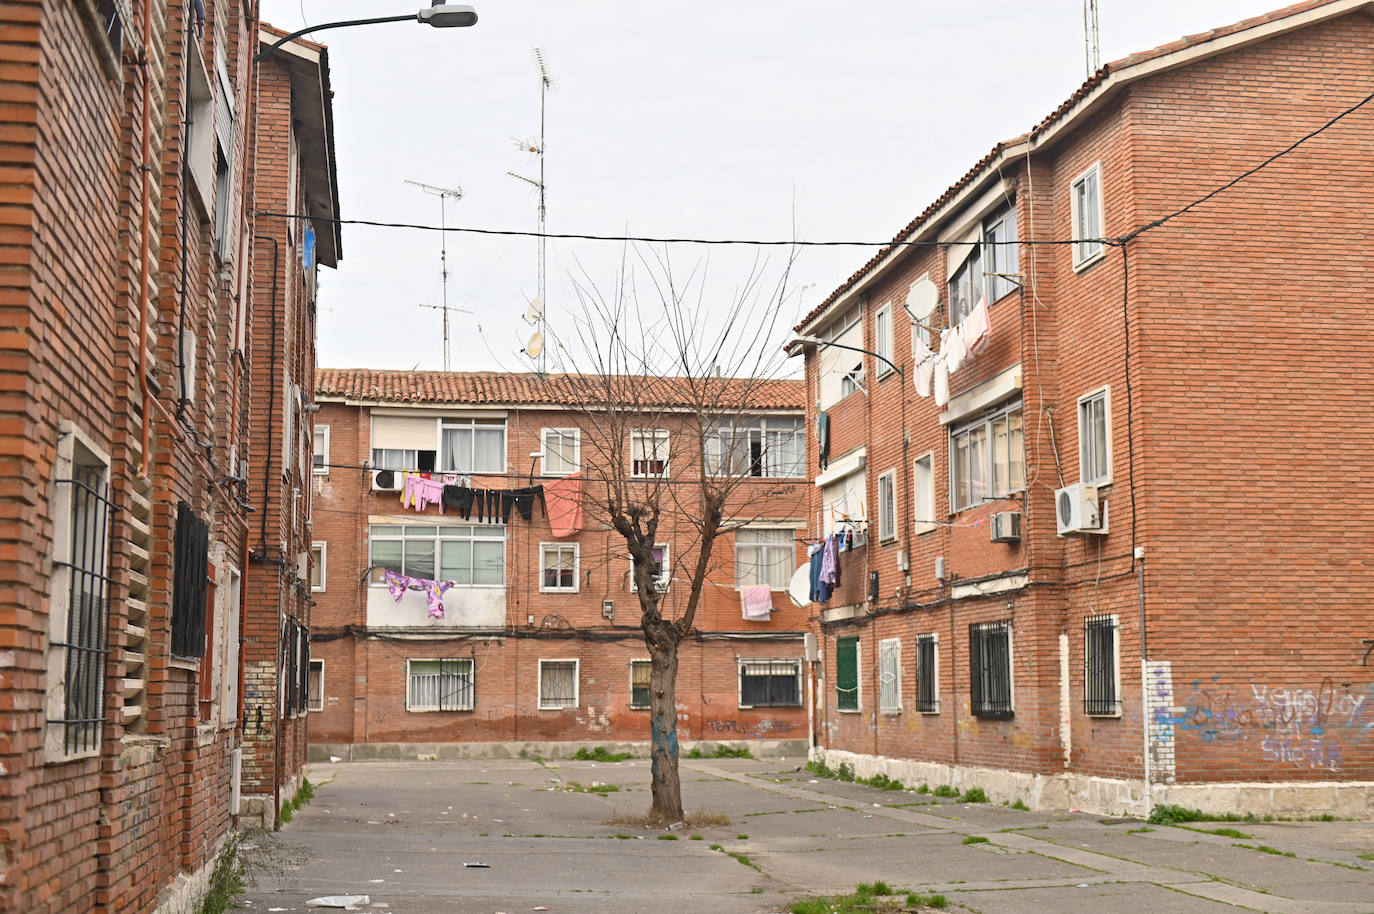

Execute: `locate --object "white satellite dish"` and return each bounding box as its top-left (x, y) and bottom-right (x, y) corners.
top-left (523, 297), bottom-right (544, 325)
top-left (786, 564), bottom-right (812, 608)
top-left (525, 331), bottom-right (544, 359)
top-left (908, 277), bottom-right (938, 318)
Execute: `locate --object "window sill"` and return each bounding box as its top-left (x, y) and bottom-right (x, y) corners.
top-left (168, 657), bottom-right (200, 672)
top-left (1085, 710), bottom-right (1122, 719)
top-left (406, 707), bottom-right (474, 713)
top-left (538, 705), bottom-right (579, 712)
top-left (538, 588), bottom-right (580, 594)
top-left (918, 708), bottom-right (941, 716)
top-left (914, 524), bottom-right (937, 536)
top-left (879, 535), bottom-right (896, 546)
top-left (1072, 249), bottom-right (1108, 274)
top-left (971, 711), bottom-right (1015, 721)
top-left (881, 708), bottom-right (902, 716)
top-left (837, 707), bottom-right (862, 714)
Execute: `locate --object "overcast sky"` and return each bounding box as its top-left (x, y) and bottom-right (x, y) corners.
top-left (259, 0), bottom-right (1287, 376)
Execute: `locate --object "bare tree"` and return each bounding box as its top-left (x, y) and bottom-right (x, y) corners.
top-left (536, 246), bottom-right (802, 820)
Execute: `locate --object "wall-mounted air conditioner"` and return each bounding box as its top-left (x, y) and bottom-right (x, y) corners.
top-left (990, 511), bottom-right (1022, 543)
top-left (371, 468), bottom-right (403, 492)
top-left (1055, 483), bottom-right (1106, 536)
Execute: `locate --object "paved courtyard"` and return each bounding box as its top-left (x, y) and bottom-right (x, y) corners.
top-left (235, 757), bottom-right (1374, 913)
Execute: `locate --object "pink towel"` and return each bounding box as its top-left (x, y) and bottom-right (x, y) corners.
top-left (544, 472), bottom-right (584, 537)
top-left (740, 585), bottom-right (773, 621)
top-left (963, 296), bottom-right (990, 356)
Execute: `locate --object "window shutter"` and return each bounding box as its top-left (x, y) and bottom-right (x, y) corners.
top-left (836, 636), bottom-right (858, 711)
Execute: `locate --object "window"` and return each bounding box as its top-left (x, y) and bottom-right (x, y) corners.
top-left (1078, 387), bottom-right (1111, 486)
top-left (310, 542), bottom-right (326, 592)
top-left (172, 501), bottom-right (210, 659)
top-left (949, 204), bottom-right (1019, 325)
top-left (220, 568), bottom-right (241, 723)
top-left (877, 470), bottom-right (897, 543)
top-left (818, 307), bottom-right (864, 408)
top-left (949, 400), bottom-right (1023, 512)
top-left (629, 543), bottom-right (670, 593)
top-left (874, 304), bottom-right (893, 377)
top-left (540, 543), bottom-right (579, 592)
top-left (835, 636), bottom-right (859, 711)
top-left (440, 419), bottom-right (505, 474)
top-left (1071, 163), bottom-right (1104, 267)
top-left (371, 414), bottom-right (438, 472)
top-left (1084, 615), bottom-right (1120, 716)
top-left (821, 469), bottom-right (866, 536)
top-left (734, 528), bottom-right (794, 589)
top-left (307, 659), bottom-right (324, 712)
top-left (948, 243), bottom-right (982, 328)
top-left (630, 659), bottom-right (652, 709)
top-left (878, 638), bottom-right (901, 712)
top-left (312, 425), bottom-right (330, 474)
top-left (372, 448), bottom-right (433, 473)
top-left (542, 428), bottom-right (580, 476)
top-left (705, 417), bottom-right (805, 478)
top-left (83, 0), bottom-right (129, 64)
top-left (369, 524), bottom-right (505, 586)
top-left (45, 428), bottom-right (113, 758)
top-left (913, 453), bottom-right (935, 535)
top-left (406, 658), bottom-right (474, 711)
top-left (539, 659), bottom-right (579, 709)
top-left (281, 616), bottom-right (308, 718)
top-left (212, 32), bottom-right (236, 260)
top-left (738, 660), bottom-right (802, 708)
top-left (916, 634), bottom-right (939, 713)
top-left (969, 620), bottom-right (1013, 719)
top-left (983, 206), bottom-right (1019, 303)
top-left (630, 429), bottom-right (670, 477)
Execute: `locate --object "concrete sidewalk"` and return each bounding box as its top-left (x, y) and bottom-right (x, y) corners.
top-left (235, 758), bottom-right (1374, 913)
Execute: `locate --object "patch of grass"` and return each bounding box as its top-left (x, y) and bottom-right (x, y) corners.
top-left (791, 882), bottom-right (937, 914)
top-left (1148, 803), bottom-right (1258, 826)
top-left (1207, 827), bottom-right (1252, 839)
top-left (962, 835), bottom-right (990, 845)
top-left (688, 744), bottom-right (755, 759)
top-left (908, 893), bottom-right (949, 909)
top-left (1251, 844), bottom-right (1296, 857)
top-left (916, 783), bottom-right (930, 794)
top-left (603, 808), bottom-right (729, 829)
top-left (1358, 852), bottom-right (1374, 862)
top-left (275, 778), bottom-right (317, 828)
top-left (725, 850), bottom-right (762, 872)
top-left (709, 844), bottom-right (724, 851)
top-left (657, 834), bottom-right (678, 840)
top-left (612, 834), bottom-right (634, 840)
top-left (689, 834), bottom-right (703, 840)
top-left (857, 880), bottom-right (894, 895)
top-left (959, 787), bottom-right (988, 804)
top-left (1009, 799), bottom-right (1029, 811)
top-left (864, 773), bottom-right (906, 791)
top-left (932, 784), bottom-right (960, 799)
top-left (736, 834), bottom-right (749, 840)
top-left (196, 831), bottom-right (246, 914)
top-left (1127, 827), bottom-right (1155, 834)
top-left (566, 781), bottom-right (620, 794)
top-left (573, 746), bottom-right (633, 763)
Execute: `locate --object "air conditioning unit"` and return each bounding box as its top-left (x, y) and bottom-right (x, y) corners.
top-left (990, 511), bottom-right (1022, 543)
top-left (1056, 483), bottom-right (1106, 535)
top-left (371, 468), bottom-right (403, 492)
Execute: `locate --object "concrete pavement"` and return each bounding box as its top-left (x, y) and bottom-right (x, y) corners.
top-left (235, 757), bottom-right (1374, 913)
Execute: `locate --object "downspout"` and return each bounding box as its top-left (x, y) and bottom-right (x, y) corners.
top-left (1138, 554), bottom-right (1150, 816)
top-left (135, 0), bottom-right (157, 472)
top-left (255, 235), bottom-right (280, 555)
top-left (176, 9), bottom-right (197, 423)
top-left (273, 576), bottom-right (285, 831)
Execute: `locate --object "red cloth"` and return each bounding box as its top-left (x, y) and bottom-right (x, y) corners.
top-left (544, 472), bottom-right (583, 538)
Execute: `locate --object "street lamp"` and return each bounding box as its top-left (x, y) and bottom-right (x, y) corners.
top-left (787, 334), bottom-right (903, 382)
top-left (255, 2), bottom-right (478, 62)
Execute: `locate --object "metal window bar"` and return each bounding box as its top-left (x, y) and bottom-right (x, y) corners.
top-left (630, 660), bottom-right (651, 709)
top-left (49, 467), bottom-right (114, 754)
top-left (969, 621), bottom-right (1013, 719)
top-left (739, 660), bottom-right (801, 708)
top-left (1084, 615), bottom-right (1120, 715)
top-left (878, 644), bottom-right (900, 710)
top-left (171, 502), bottom-right (209, 658)
top-left (540, 661), bottom-right (576, 708)
top-left (916, 637), bottom-right (938, 713)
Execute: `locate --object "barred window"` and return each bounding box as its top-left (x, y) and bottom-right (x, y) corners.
top-left (407, 658), bottom-right (475, 711)
top-left (835, 636), bottom-right (859, 711)
top-left (916, 634), bottom-right (939, 713)
top-left (630, 659), bottom-right (651, 709)
top-left (969, 620), bottom-right (1013, 719)
top-left (539, 659), bottom-right (579, 709)
top-left (171, 501), bottom-right (210, 659)
top-left (878, 638), bottom-right (901, 712)
top-left (1084, 615), bottom-right (1120, 716)
top-left (739, 659), bottom-right (801, 708)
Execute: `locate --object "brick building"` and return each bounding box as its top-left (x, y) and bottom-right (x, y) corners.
top-left (307, 369), bottom-right (813, 757)
top-left (0, 2), bottom-right (336, 911)
top-left (793, 0), bottom-right (1374, 818)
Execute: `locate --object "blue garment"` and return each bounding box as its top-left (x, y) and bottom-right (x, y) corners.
top-left (808, 547), bottom-right (831, 604)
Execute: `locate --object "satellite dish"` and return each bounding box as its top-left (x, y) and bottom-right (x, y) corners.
top-left (908, 277), bottom-right (938, 318)
top-left (786, 564), bottom-right (812, 608)
top-left (525, 331), bottom-right (544, 359)
top-left (523, 297), bottom-right (544, 325)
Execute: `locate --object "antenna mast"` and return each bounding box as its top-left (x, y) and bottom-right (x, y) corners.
top-left (1084, 0), bottom-right (1100, 77)
top-left (509, 48), bottom-right (552, 372)
top-left (405, 179), bottom-right (463, 370)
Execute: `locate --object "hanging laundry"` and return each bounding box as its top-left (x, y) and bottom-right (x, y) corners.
top-left (383, 569), bottom-right (410, 602)
top-left (933, 355), bottom-right (950, 407)
top-left (423, 579), bottom-right (453, 619)
top-left (963, 296), bottom-right (990, 356)
top-left (940, 326), bottom-right (966, 374)
top-left (544, 472), bottom-right (583, 537)
top-left (914, 353), bottom-right (934, 398)
top-left (740, 585), bottom-right (774, 621)
top-left (442, 485), bottom-right (475, 517)
top-left (402, 473), bottom-right (443, 511)
top-left (816, 411), bottom-right (830, 470)
top-left (509, 486), bottom-right (543, 522)
top-left (819, 534), bottom-right (840, 586)
top-left (808, 545), bottom-right (832, 604)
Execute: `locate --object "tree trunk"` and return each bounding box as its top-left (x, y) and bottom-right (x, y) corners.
top-left (646, 622), bottom-right (683, 821)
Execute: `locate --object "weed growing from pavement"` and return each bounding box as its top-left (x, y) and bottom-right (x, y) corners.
top-left (962, 836), bottom-right (989, 845)
top-left (1247, 844), bottom-right (1296, 857)
top-left (1204, 827), bottom-right (1252, 839)
top-left (958, 787), bottom-right (988, 803)
top-left (686, 745), bottom-right (754, 759)
top-left (1008, 799), bottom-right (1029, 811)
top-left (276, 778), bottom-right (316, 828)
top-left (604, 808), bottom-right (729, 829)
top-left (932, 785), bottom-right (960, 799)
top-left (1127, 827), bottom-right (1154, 834)
top-left (196, 831), bottom-right (246, 914)
top-left (657, 834), bottom-right (678, 840)
top-left (1359, 852), bottom-right (1374, 861)
top-left (790, 881), bottom-right (947, 913)
top-left (564, 781), bottom-right (619, 794)
top-left (573, 746), bottom-right (634, 762)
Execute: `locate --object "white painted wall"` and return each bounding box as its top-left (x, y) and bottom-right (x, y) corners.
top-left (366, 586), bottom-right (504, 628)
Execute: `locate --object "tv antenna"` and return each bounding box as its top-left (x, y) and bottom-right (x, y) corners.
top-left (1083, 0), bottom-right (1100, 77)
top-left (508, 48), bottom-right (552, 372)
top-left (404, 179), bottom-right (465, 370)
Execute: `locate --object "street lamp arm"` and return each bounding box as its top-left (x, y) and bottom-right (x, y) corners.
top-left (255, 15), bottom-right (419, 63)
top-left (790, 335), bottom-right (903, 381)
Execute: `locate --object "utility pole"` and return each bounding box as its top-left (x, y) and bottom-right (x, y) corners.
top-left (405, 180), bottom-right (463, 370)
top-left (509, 48), bottom-right (552, 373)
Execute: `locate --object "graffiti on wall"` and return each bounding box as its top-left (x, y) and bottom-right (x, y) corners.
top-left (1145, 661), bottom-right (1177, 783)
top-left (706, 718), bottom-right (796, 737)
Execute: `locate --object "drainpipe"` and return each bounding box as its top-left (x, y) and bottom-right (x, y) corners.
top-left (254, 235), bottom-right (280, 555)
top-left (1138, 552), bottom-right (1151, 817)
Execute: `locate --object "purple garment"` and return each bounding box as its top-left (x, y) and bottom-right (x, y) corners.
top-left (819, 535), bottom-right (840, 585)
top-left (425, 580), bottom-right (454, 618)
top-left (384, 569), bottom-right (410, 602)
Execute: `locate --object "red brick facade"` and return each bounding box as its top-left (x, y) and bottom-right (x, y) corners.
top-left (307, 373), bottom-right (813, 755)
top-left (799, 3), bottom-right (1374, 817)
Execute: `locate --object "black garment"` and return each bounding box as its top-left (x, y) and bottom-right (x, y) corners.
top-left (509, 485), bottom-right (543, 522)
top-left (476, 489), bottom-right (487, 523)
top-left (443, 485), bottom-right (475, 518)
top-left (499, 491), bottom-right (515, 523)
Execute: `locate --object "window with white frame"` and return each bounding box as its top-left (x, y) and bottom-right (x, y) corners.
top-left (738, 659), bottom-right (802, 708)
top-left (45, 426), bottom-right (113, 759)
top-left (877, 470), bottom-right (897, 543)
top-left (630, 659), bottom-right (652, 709)
top-left (1084, 615), bottom-right (1120, 716)
top-left (307, 659), bottom-right (324, 712)
top-left (542, 428), bottom-right (580, 476)
top-left (949, 400), bottom-right (1024, 512)
top-left (822, 469), bottom-right (866, 536)
top-left (1078, 387), bottom-right (1111, 486)
top-left (818, 306), bottom-right (864, 409)
top-left (983, 206), bottom-right (1019, 303)
top-left (734, 528), bottom-right (794, 589)
top-left (310, 541), bottom-right (326, 592)
top-left (913, 453), bottom-right (935, 534)
top-left (705, 417), bottom-right (805, 478)
top-left (441, 419), bottom-right (505, 474)
top-left (312, 425), bottom-right (329, 474)
top-left (630, 429), bottom-right (670, 477)
top-left (948, 204), bottom-right (1020, 326)
top-left (874, 304), bottom-right (893, 377)
top-left (371, 414), bottom-right (438, 472)
top-left (540, 543), bottom-right (579, 592)
top-left (1071, 163), bottom-right (1104, 267)
top-left (879, 638), bottom-right (901, 712)
top-left (916, 634), bottom-right (939, 713)
top-left (369, 524), bottom-right (505, 586)
top-left (629, 543), bottom-right (670, 593)
top-left (538, 659), bottom-right (579, 709)
top-left (406, 658), bottom-right (475, 711)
